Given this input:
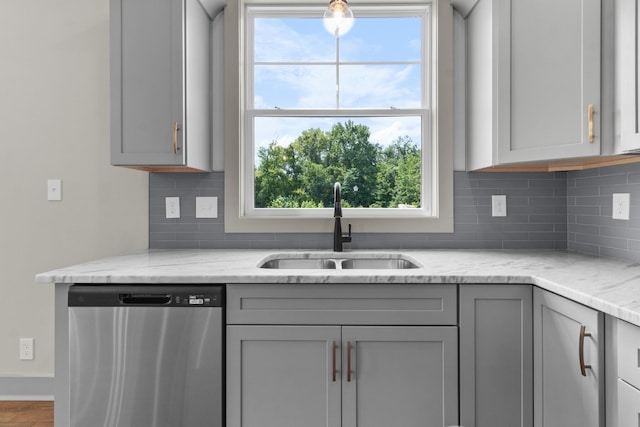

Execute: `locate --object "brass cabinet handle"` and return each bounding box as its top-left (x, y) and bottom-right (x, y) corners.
top-left (588, 104), bottom-right (594, 143)
top-left (173, 121), bottom-right (180, 153)
top-left (579, 325), bottom-right (592, 376)
top-left (332, 341), bottom-right (337, 382)
top-left (347, 341), bottom-right (352, 382)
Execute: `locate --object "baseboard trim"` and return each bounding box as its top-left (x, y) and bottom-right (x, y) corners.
top-left (0, 376), bottom-right (54, 400)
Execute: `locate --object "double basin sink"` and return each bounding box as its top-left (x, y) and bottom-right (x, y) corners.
top-left (259, 252), bottom-right (421, 270)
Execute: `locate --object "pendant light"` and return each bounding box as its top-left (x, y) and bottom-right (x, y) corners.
top-left (323, 0), bottom-right (354, 37)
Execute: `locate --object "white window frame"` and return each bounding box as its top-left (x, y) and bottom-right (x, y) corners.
top-left (224, 0), bottom-right (453, 233)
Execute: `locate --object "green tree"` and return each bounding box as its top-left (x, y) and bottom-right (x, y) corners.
top-left (375, 136), bottom-right (421, 207)
top-left (255, 141), bottom-right (296, 208)
top-left (326, 121), bottom-right (380, 207)
top-left (253, 124), bottom-right (421, 209)
top-left (393, 153), bottom-right (421, 207)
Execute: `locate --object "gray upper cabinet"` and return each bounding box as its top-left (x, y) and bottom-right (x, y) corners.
top-left (533, 288), bottom-right (604, 427)
top-left (615, 0), bottom-right (640, 153)
top-left (467, 0), bottom-right (602, 170)
top-left (110, 0), bottom-right (212, 172)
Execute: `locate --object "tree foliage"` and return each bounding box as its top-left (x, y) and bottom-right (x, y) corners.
top-left (254, 121), bottom-right (421, 208)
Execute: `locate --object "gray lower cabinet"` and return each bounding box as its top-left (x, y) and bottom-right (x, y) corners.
top-left (618, 380), bottom-right (640, 426)
top-left (533, 288), bottom-right (604, 427)
top-left (226, 325), bottom-right (341, 427)
top-left (110, 0), bottom-right (212, 171)
top-left (616, 319), bottom-right (640, 426)
top-left (226, 325), bottom-right (458, 427)
top-left (226, 283), bottom-right (459, 427)
top-left (459, 285), bottom-right (533, 427)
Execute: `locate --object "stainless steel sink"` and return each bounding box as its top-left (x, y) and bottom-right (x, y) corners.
top-left (340, 257), bottom-right (419, 269)
top-left (259, 258), bottom-right (337, 269)
top-left (258, 253), bottom-right (421, 270)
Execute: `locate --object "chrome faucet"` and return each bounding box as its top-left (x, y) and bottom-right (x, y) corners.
top-left (333, 182), bottom-right (352, 252)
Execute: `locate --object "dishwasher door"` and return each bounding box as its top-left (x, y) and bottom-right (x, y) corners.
top-left (69, 285), bottom-right (223, 427)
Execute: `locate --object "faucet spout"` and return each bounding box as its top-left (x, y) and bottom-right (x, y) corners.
top-left (333, 182), bottom-right (351, 251)
top-left (334, 182), bottom-right (342, 218)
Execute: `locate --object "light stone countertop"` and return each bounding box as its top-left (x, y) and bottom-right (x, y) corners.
top-left (36, 249), bottom-right (640, 327)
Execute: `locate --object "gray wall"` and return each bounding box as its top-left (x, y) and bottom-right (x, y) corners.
top-left (568, 162), bottom-right (640, 261)
top-left (150, 171), bottom-right (567, 250)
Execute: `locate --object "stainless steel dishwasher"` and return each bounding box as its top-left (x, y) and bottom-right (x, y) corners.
top-left (68, 284), bottom-right (224, 427)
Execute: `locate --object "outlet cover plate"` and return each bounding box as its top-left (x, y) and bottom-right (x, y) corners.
top-left (165, 197), bottom-right (180, 219)
top-left (196, 197), bottom-right (218, 218)
top-left (20, 338), bottom-right (34, 360)
top-left (492, 195), bottom-right (507, 217)
top-left (613, 193), bottom-right (630, 220)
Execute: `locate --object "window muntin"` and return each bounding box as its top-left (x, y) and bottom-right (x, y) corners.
top-left (243, 4), bottom-right (433, 218)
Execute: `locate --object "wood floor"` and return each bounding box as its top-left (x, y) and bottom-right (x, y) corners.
top-left (0, 401), bottom-right (53, 427)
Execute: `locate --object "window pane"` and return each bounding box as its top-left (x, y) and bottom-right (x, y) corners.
top-left (254, 116), bottom-right (422, 209)
top-left (254, 65), bottom-right (336, 109)
top-left (254, 17), bottom-right (335, 63)
top-left (339, 64), bottom-right (422, 108)
top-left (340, 16), bottom-right (422, 62)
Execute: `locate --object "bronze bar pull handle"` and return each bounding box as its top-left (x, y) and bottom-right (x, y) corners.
top-left (347, 341), bottom-right (352, 382)
top-left (173, 121), bottom-right (179, 153)
top-left (588, 104), bottom-right (594, 143)
top-left (579, 325), bottom-right (592, 376)
top-left (332, 341), bottom-right (337, 382)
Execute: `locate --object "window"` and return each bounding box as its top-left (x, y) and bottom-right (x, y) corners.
top-left (225, 0), bottom-right (453, 233)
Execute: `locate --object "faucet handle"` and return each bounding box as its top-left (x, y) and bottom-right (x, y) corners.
top-left (343, 224), bottom-right (352, 243)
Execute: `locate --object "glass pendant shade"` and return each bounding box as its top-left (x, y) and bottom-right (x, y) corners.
top-left (323, 0), bottom-right (354, 37)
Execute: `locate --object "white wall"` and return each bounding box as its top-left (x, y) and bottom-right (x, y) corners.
top-left (0, 0), bottom-right (148, 377)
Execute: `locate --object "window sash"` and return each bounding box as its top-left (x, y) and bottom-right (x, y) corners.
top-left (243, 3), bottom-right (434, 219)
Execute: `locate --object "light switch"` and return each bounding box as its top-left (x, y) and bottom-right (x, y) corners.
top-left (47, 179), bottom-right (62, 201)
top-left (196, 197), bottom-right (218, 218)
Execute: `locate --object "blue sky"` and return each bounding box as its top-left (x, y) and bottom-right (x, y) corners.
top-left (251, 13), bottom-right (425, 163)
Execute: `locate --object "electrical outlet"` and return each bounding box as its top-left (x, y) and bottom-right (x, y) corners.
top-left (19, 338), bottom-right (34, 360)
top-left (165, 197), bottom-right (180, 219)
top-left (613, 193), bottom-right (630, 220)
top-left (492, 195), bottom-right (507, 217)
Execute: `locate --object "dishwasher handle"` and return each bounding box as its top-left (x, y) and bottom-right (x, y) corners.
top-left (120, 294), bottom-right (171, 305)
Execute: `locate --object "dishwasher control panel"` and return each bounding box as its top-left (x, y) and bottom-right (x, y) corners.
top-left (69, 285), bottom-right (224, 307)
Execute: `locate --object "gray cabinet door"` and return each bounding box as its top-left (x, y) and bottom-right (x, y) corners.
top-left (498, 0), bottom-right (601, 163)
top-left (616, 0), bottom-right (640, 152)
top-left (459, 285), bottom-right (533, 427)
top-left (533, 288), bottom-right (604, 427)
top-left (110, 0), bottom-right (211, 170)
top-left (226, 325), bottom-right (342, 427)
top-left (618, 379), bottom-right (640, 427)
top-left (467, 0), bottom-right (601, 169)
top-left (341, 326), bottom-right (458, 427)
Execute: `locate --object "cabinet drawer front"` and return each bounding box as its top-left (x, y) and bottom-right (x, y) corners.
top-left (618, 320), bottom-right (640, 389)
top-left (618, 379), bottom-right (640, 427)
top-left (227, 284), bottom-right (457, 325)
